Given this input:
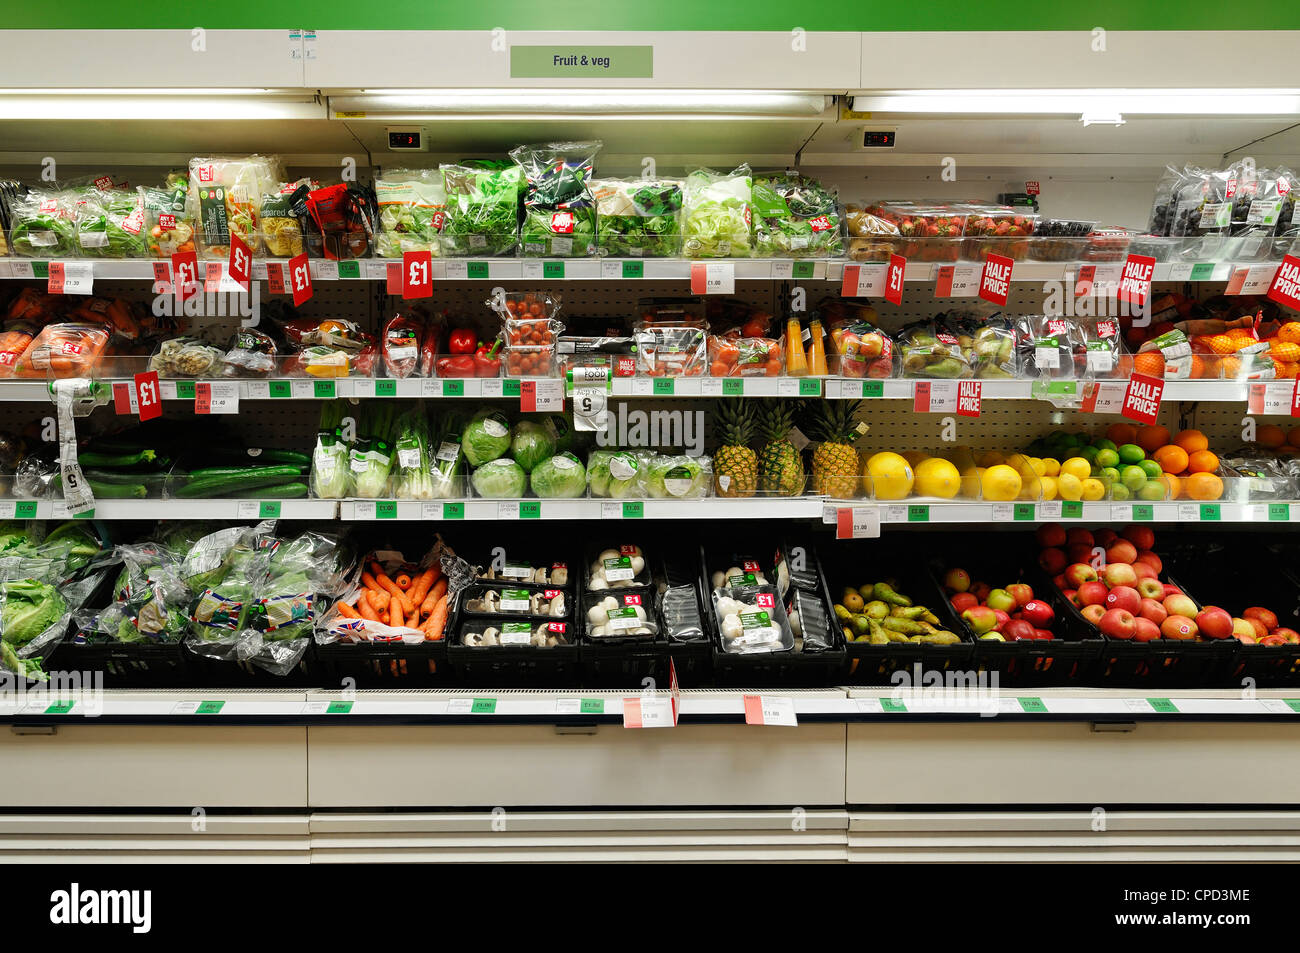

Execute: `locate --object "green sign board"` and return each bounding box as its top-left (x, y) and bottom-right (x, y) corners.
top-left (511, 45), bottom-right (654, 78)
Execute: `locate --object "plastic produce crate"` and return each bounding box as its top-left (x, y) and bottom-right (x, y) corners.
top-left (51, 640), bottom-right (193, 689)
top-left (578, 580), bottom-right (670, 690)
top-left (314, 639), bottom-right (452, 689)
top-left (185, 642), bottom-right (321, 688)
top-left (659, 551), bottom-right (713, 687)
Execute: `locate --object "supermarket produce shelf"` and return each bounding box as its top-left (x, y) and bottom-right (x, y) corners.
top-left (1, 688), bottom-right (1296, 725)
top-left (823, 499), bottom-right (1300, 527)
top-left (337, 496), bottom-right (828, 521)
top-left (0, 499), bottom-right (339, 521)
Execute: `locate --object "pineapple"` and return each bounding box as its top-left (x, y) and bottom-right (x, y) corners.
top-left (711, 399), bottom-right (758, 498)
top-left (758, 399), bottom-right (805, 496)
top-left (806, 400), bottom-right (863, 498)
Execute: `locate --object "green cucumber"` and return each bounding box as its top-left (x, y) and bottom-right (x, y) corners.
top-left (86, 480), bottom-right (148, 499)
top-left (84, 469), bottom-right (173, 486)
top-left (188, 465), bottom-right (308, 479)
top-left (239, 482), bottom-right (309, 499)
top-left (202, 447), bottom-right (312, 468)
top-left (79, 449), bottom-right (156, 468)
top-left (174, 466), bottom-right (303, 498)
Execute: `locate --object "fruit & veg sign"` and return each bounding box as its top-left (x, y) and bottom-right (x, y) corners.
top-left (1122, 372), bottom-right (1164, 425)
top-left (979, 254), bottom-right (1013, 306)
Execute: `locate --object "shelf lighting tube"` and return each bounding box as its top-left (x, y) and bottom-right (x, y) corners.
top-left (0, 89), bottom-right (322, 121)
top-left (849, 88), bottom-right (1300, 117)
top-left (330, 89), bottom-right (830, 119)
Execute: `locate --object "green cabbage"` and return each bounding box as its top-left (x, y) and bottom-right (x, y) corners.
top-left (529, 453), bottom-right (587, 499)
top-left (587, 450), bottom-right (642, 498)
top-left (461, 410), bottom-right (512, 467)
top-left (471, 459), bottom-right (527, 498)
top-left (510, 421), bottom-right (557, 473)
top-left (643, 454), bottom-right (712, 499)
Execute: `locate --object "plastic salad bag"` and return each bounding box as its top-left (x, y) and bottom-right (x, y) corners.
top-left (8, 188), bottom-right (77, 257)
top-left (510, 141), bottom-right (600, 258)
top-left (640, 453), bottom-right (712, 499)
top-left (75, 542), bottom-right (191, 644)
top-left (682, 165), bottom-right (753, 258)
top-left (440, 161), bottom-right (524, 257)
top-left (751, 171), bottom-right (843, 258)
top-left (187, 155), bottom-right (284, 259)
top-left (0, 556), bottom-right (73, 682)
top-left (304, 182), bottom-right (377, 260)
top-left (587, 449), bottom-right (644, 499)
top-left (590, 177), bottom-right (683, 257)
top-left (375, 169), bottom-right (447, 258)
top-left (75, 187), bottom-right (148, 258)
top-left (141, 177), bottom-right (197, 258)
top-left (258, 179), bottom-right (312, 258)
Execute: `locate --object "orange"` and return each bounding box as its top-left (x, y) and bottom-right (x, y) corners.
top-left (1173, 429), bottom-right (1209, 454)
top-left (1189, 354), bottom-right (1207, 379)
top-left (1187, 449), bottom-right (1219, 473)
top-left (1106, 422), bottom-right (1138, 446)
top-left (1184, 471), bottom-right (1223, 501)
top-left (1277, 445), bottom-right (1300, 457)
top-left (1226, 328), bottom-right (1257, 341)
top-left (1258, 424), bottom-right (1287, 449)
top-left (1222, 356), bottom-right (1242, 378)
top-left (1279, 322), bottom-right (1300, 344)
top-left (1162, 473), bottom-right (1182, 500)
top-left (1270, 341), bottom-right (1300, 364)
top-left (1290, 426), bottom-right (1300, 446)
top-left (1133, 352), bottom-right (1165, 378)
top-left (1208, 334), bottom-right (1236, 355)
top-left (1152, 444), bottom-right (1189, 475)
top-left (1136, 424), bottom-right (1171, 454)
top-left (1276, 361), bottom-right (1300, 380)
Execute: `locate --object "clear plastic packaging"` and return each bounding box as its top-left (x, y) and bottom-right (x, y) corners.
top-left (586, 544), bottom-right (650, 590)
top-left (476, 559), bottom-right (570, 587)
top-left (75, 543), bottom-right (190, 644)
top-left (529, 452), bottom-right (587, 498)
top-left (1080, 317), bottom-right (1127, 378)
top-left (257, 179), bottom-right (311, 258)
top-left (461, 583), bottom-right (568, 619)
top-left (712, 584), bottom-right (794, 654)
top-left (960, 205), bottom-right (1039, 261)
top-left (1015, 314), bottom-right (1087, 379)
top-left (557, 336), bottom-right (639, 378)
top-left (682, 165), bottom-right (753, 258)
top-left (304, 182), bottom-right (377, 260)
top-left (952, 313), bottom-right (1018, 379)
top-left (896, 319), bottom-right (971, 378)
top-left (459, 619), bottom-right (571, 648)
top-left (439, 162), bottom-right (524, 257)
top-left (7, 189), bottom-right (77, 258)
top-left (374, 169), bottom-right (446, 258)
top-left (1028, 219), bottom-right (1097, 261)
top-left (751, 171), bottom-right (842, 258)
top-left (10, 322), bottom-right (112, 378)
top-left (584, 589), bottom-right (657, 640)
top-left (281, 318), bottom-right (377, 378)
top-left (75, 187), bottom-right (148, 258)
top-left (590, 177), bottom-right (682, 257)
top-left (586, 449), bottom-right (644, 499)
top-left (318, 547), bottom-right (439, 645)
top-left (383, 308), bottom-right (427, 379)
top-left (0, 556), bottom-right (75, 681)
top-left (634, 300), bottom-right (708, 377)
top-left (148, 336), bottom-right (225, 379)
top-left (510, 141), bottom-right (600, 258)
top-left (639, 454), bottom-right (712, 499)
top-left (1084, 227), bottom-right (1135, 262)
top-left (141, 178), bottom-right (197, 258)
top-left (219, 328), bottom-right (277, 379)
top-left (186, 155), bottom-right (283, 259)
top-left (843, 204), bottom-right (901, 262)
top-left (866, 201), bottom-right (965, 262)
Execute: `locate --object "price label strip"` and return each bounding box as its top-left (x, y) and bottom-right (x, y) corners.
top-left (743, 695), bottom-right (798, 726)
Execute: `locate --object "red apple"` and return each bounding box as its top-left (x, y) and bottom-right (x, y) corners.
top-left (986, 588), bottom-right (1018, 613)
top-left (1100, 608), bottom-right (1137, 640)
top-left (1067, 543), bottom-right (1096, 565)
top-left (1065, 563), bottom-right (1098, 588)
top-left (1232, 618), bottom-right (1258, 644)
top-left (1162, 593), bottom-right (1198, 619)
top-left (1136, 578), bottom-right (1165, 600)
top-left (992, 609), bottom-right (1011, 631)
top-left (1134, 550), bottom-right (1162, 574)
top-left (950, 592), bottom-right (978, 613)
top-left (1259, 634), bottom-right (1288, 646)
top-left (1105, 585), bottom-right (1142, 615)
top-left (1243, 607), bottom-right (1279, 631)
top-left (1062, 588), bottom-right (1078, 604)
top-left (1033, 628), bottom-right (1055, 641)
top-left (970, 582), bottom-right (992, 603)
top-left (1106, 540), bottom-right (1138, 565)
top-left (1039, 547), bottom-right (1067, 575)
top-left (1006, 583), bottom-right (1035, 608)
top-left (1161, 615), bottom-right (1198, 640)
top-left (1161, 583), bottom-right (1182, 598)
top-left (1195, 606), bottom-right (1234, 640)
top-left (1021, 600), bottom-right (1055, 628)
top-left (1036, 523), bottom-right (1066, 548)
top-left (1081, 604), bottom-right (1106, 625)
top-left (1002, 619), bottom-right (1036, 642)
top-left (1052, 573), bottom-right (1068, 590)
top-left (1134, 618), bottom-right (1162, 642)
top-left (1274, 628), bottom-right (1300, 644)
top-left (1247, 618), bottom-right (1269, 640)
top-left (1139, 598), bottom-right (1167, 625)
top-left (1077, 580), bottom-right (1109, 607)
top-left (1132, 561), bottom-right (1157, 582)
top-left (943, 567), bottom-right (971, 593)
top-left (1102, 562), bottom-right (1138, 588)
top-left (1094, 528), bottom-right (1119, 549)
top-left (1065, 528), bottom-right (1095, 548)
top-left (962, 605), bottom-right (998, 635)
top-left (1121, 525), bottom-right (1155, 551)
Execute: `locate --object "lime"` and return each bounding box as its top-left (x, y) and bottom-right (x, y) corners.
top-left (1079, 445), bottom-right (1100, 464)
top-left (1120, 465), bottom-right (1147, 491)
top-left (1100, 466), bottom-right (1121, 486)
top-left (1137, 480), bottom-right (1167, 501)
top-left (1095, 448), bottom-right (1120, 469)
top-left (1118, 444), bottom-right (1146, 465)
top-left (1138, 459), bottom-right (1164, 481)
top-left (1095, 438), bottom-right (1118, 453)
top-left (1110, 483), bottom-right (1131, 501)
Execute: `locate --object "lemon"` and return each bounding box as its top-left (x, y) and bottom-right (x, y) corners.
top-left (900, 449), bottom-right (930, 468)
top-left (1039, 475), bottom-right (1058, 500)
top-left (1081, 477), bottom-right (1107, 501)
top-left (1041, 457), bottom-right (1061, 477)
top-left (980, 464), bottom-right (1022, 502)
top-left (1028, 457), bottom-right (1046, 477)
top-left (1060, 456), bottom-right (1092, 481)
top-left (1056, 472), bottom-right (1083, 501)
top-left (867, 451), bottom-right (915, 501)
top-left (977, 450), bottom-right (1006, 469)
top-left (913, 457), bottom-right (961, 499)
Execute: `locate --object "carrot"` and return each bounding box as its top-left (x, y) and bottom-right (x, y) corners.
top-left (335, 601), bottom-right (361, 620)
top-left (389, 599), bottom-right (404, 629)
top-left (368, 588), bottom-right (390, 612)
top-left (424, 596), bottom-right (449, 641)
top-left (394, 572), bottom-right (412, 590)
top-left (361, 571), bottom-right (381, 591)
top-left (370, 562), bottom-right (415, 613)
top-left (408, 567), bottom-right (437, 606)
top-left (356, 590), bottom-right (380, 622)
top-left (420, 577), bottom-right (448, 619)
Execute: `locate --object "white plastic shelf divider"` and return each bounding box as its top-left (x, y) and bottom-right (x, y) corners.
top-left (339, 497), bottom-right (828, 521)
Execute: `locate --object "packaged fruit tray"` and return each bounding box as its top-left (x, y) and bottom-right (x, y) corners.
top-left (930, 548), bottom-right (1101, 687)
top-left (819, 539), bottom-right (973, 686)
top-left (1034, 524), bottom-right (1238, 688)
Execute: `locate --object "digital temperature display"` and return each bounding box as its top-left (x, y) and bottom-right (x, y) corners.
top-left (862, 130), bottom-right (896, 148)
top-left (388, 130), bottom-right (423, 150)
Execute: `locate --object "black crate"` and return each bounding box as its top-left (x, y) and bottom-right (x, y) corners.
top-left (185, 640), bottom-right (320, 688)
top-left (446, 643), bottom-right (581, 689)
top-left (928, 558), bottom-right (1102, 687)
top-left (50, 640), bottom-right (193, 688)
top-left (666, 641), bottom-right (713, 687)
top-left (581, 640), bottom-right (669, 689)
top-left (314, 639), bottom-right (452, 689)
top-left (658, 549), bottom-right (714, 687)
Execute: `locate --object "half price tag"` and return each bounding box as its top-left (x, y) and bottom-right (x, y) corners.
top-left (1122, 372), bottom-right (1164, 425)
top-left (402, 250), bottom-right (433, 299)
top-left (1247, 380), bottom-right (1300, 416)
top-left (289, 253), bottom-right (313, 306)
top-left (835, 506), bottom-right (880, 539)
top-left (934, 264), bottom-right (980, 298)
top-left (1227, 264), bottom-right (1277, 295)
top-left (47, 261), bottom-right (93, 295)
top-left (1081, 380), bottom-right (1127, 414)
top-left (978, 253), bottom-right (1013, 306)
top-left (956, 380), bottom-right (982, 418)
top-left (690, 262), bottom-right (734, 295)
top-left (1267, 255), bottom-right (1300, 311)
top-left (841, 263), bottom-right (885, 297)
top-left (743, 695), bottom-right (798, 727)
top-left (1117, 254), bottom-right (1156, 308)
top-left (883, 254), bottom-right (906, 305)
top-left (520, 378), bottom-right (564, 413)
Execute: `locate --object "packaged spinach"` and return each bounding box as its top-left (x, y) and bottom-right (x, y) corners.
top-left (509, 141), bottom-right (600, 258)
top-left (440, 161), bottom-right (524, 257)
top-left (591, 177), bottom-right (682, 257)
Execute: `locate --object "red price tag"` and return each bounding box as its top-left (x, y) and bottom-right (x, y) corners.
top-left (47, 261), bottom-right (65, 295)
top-left (913, 380), bottom-right (931, 412)
top-left (1267, 255), bottom-right (1300, 311)
top-left (1025, 181), bottom-right (1040, 195)
top-left (195, 381), bottom-right (212, 415)
top-left (622, 593), bottom-right (642, 606)
top-left (111, 381), bottom-right (136, 416)
top-left (266, 261), bottom-right (286, 295)
top-left (204, 262), bottom-right (224, 293)
top-left (402, 250), bottom-right (433, 299)
top-left (884, 254), bottom-right (906, 306)
top-left (134, 371), bottom-right (162, 422)
top-left (288, 253), bottom-right (313, 306)
top-left (228, 232), bottom-right (252, 291)
top-left (756, 592), bottom-right (776, 608)
top-left (386, 263), bottom-right (402, 296)
top-left (956, 380), bottom-right (982, 418)
top-left (979, 253), bottom-right (1014, 306)
top-left (151, 261), bottom-right (170, 286)
top-left (171, 251), bottom-right (198, 302)
top-left (1074, 264), bottom-right (1096, 297)
top-left (1293, 378), bottom-right (1300, 418)
top-left (1122, 372), bottom-right (1164, 425)
top-left (1117, 254), bottom-right (1156, 308)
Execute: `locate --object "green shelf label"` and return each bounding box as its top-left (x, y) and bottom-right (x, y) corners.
top-left (259, 502), bottom-right (282, 519)
top-left (337, 260), bottom-right (361, 279)
top-left (1189, 262), bottom-right (1216, 281)
top-left (722, 379), bottom-right (744, 396)
top-left (907, 504), bottom-right (929, 522)
top-left (1013, 503), bottom-right (1035, 521)
top-left (1269, 503), bottom-right (1290, 521)
top-left (1286, 699), bottom-right (1300, 713)
top-left (314, 380), bottom-right (336, 399)
top-left (519, 501), bottom-right (541, 519)
top-left (269, 380), bottom-right (291, 398)
top-left (1062, 501), bottom-right (1083, 519)
top-left (543, 261), bottom-right (565, 279)
top-left (580, 698), bottom-right (605, 714)
top-left (622, 501), bottom-right (644, 519)
top-left (862, 380), bottom-right (884, 398)
top-left (376, 501), bottom-right (397, 520)
top-left (1018, 697), bottom-right (1047, 713)
top-left (175, 381), bottom-right (196, 400)
top-left (74, 510), bottom-right (94, 520)
top-left (471, 698), bottom-right (497, 714)
top-left (799, 379), bottom-right (821, 396)
top-left (621, 260), bottom-right (644, 279)
top-left (1148, 698), bottom-right (1178, 713)
top-left (1200, 503), bottom-right (1221, 521)
top-left (443, 502), bottom-right (464, 520)
top-left (442, 379), bottom-right (464, 396)
top-left (467, 261), bottom-right (489, 279)
top-left (196, 700), bottom-right (226, 714)
top-left (374, 379), bottom-right (397, 397)
top-left (32, 262), bottom-right (48, 278)
top-left (1132, 504), bottom-right (1154, 521)
top-left (880, 698), bottom-right (907, 713)
top-left (14, 501), bottom-right (37, 520)
top-left (326, 701), bottom-right (354, 714)
top-left (503, 379), bottom-right (521, 397)
top-left (792, 261), bottom-right (815, 279)
top-left (652, 378), bottom-right (675, 396)
top-left (44, 702), bottom-right (74, 714)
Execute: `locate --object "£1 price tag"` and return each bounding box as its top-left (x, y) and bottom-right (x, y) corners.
top-left (743, 695), bottom-right (798, 727)
top-left (402, 250), bottom-right (433, 299)
top-left (134, 370), bottom-right (162, 422)
top-left (289, 253), bottom-right (313, 306)
top-left (690, 261), bottom-right (734, 295)
top-left (171, 250), bottom-right (199, 302)
top-left (884, 254), bottom-right (906, 305)
top-left (228, 232), bottom-right (252, 291)
top-left (623, 696), bottom-right (676, 728)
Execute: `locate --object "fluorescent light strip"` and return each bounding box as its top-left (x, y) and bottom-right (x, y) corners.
top-left (851, 88), bottom-right (1300, 116)
top-left (332, 89), bottom-right (828, 117)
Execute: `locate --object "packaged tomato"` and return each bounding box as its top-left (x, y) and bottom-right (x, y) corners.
top-left (12, 322), bottom-right (112, 378)
top-left (487, 291), bottom-right (561, 322)
top-left (383, 307), bottom-right (428, 379)
top-left (707, 334), bottom-right (782, 377)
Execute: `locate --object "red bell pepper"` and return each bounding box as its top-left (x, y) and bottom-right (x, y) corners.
top-left (448, 328), bottom-right (477, 354)
top-left (474, 339), bottom-right (502, 377)
top-left (436, 354), bottom-right (476, 377)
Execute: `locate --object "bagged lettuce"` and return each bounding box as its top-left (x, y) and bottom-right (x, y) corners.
top-left (510, 141), bottom-right (600, 258)
top-left (441, 162), bottom-right (523, 257)
top-left (375, 169), bottom-right (447, 258)
top-left (683, 166), bottom-right (752, 258)
top-left (591, 177), bottom-right (682, 257)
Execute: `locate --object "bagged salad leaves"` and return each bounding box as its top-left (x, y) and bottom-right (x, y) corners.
top-left (75, 542), bottom-right (190, 644)
top-left (8, 188), bottom-right (77, 258)
top-left (510, 141), bottom-right (600, 258)
top-left (590, 177), bottom-right (682, 257)
top-left (375, 169), bottom-right (447, 258)
top-left (75, 187), bottom-right (148, 258)
top-left (440, 161), bottom-right (524, 257)
top-left (682, 165), bottom-right (753, 258)
top-left (258, 179), bottom-right (312, 257)
top-left (187, 155), bottom-right (284, 259)
top-left (142, 177), bottom-right (196, 258)
top-left (751, 171), bottom-right (842, 258)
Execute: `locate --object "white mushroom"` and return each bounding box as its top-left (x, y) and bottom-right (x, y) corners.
top-left (549, 593), bottom-right (566, 617)
top-left (589, 577), bottom-right (609, 591)
top-left (551, 567), bottom-right (568, 587)
top-left (587, 604), bottom-right (607, 625)
top-left (710, 571), bottom-right (726, 589)
top-left (721, 613), bottom-right (743, 641)
top-left (592, 624), bottom-right (607, 637)
top-left (630, 555), bottom-right (645, 575)
top-left (596, 548), bottom-right (620, 565)
top-left (532, 567), bottom-right (547, 584)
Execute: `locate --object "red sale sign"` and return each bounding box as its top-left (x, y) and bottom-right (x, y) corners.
top-left (979, 254), bottom-right (1014, 306)
top-left (402, 250), bottom-right (433, 299)
top-left (134, 370), bottom-right (162, 422)
top-left (1122, 372), bottom-right (1164, 425)
top-left (1117, 254), bottom-right (1156, 308)
top-left (956, 380), bottom-right (982, 418)
top-left (227, 232), bottom-right (252, 291)
top-left (171, 250), bottom-right (199, 302)
top-left (1267, 255), bottom-right (1300, 311)
top-left (884, 254), bottom-right (906, 306)
top-left (288, 253), bottom-right (313, 306)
